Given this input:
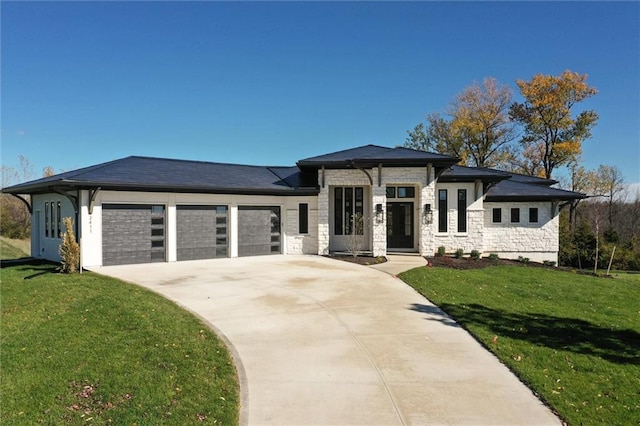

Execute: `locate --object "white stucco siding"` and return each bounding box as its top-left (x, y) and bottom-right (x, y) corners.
top-left (31, 193), bottom-right (77, 262)
top-left (78, 190), bottom-right (318, 267)
top-left (483, 201), bottom-right (559, 263)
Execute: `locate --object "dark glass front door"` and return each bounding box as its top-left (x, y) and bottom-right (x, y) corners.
top-left (387, 202), bottom-right (414, 249)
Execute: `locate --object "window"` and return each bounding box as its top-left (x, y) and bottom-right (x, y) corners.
top-left (457, 189), bottom-right (467, 232)
top-left (529, 207), bottom-right (539, 223)
top-left (299, 203), bottom-right (309, 234)
top-left (45, 202), bottom-right (49, 237)
top-left (438, 189), bottom-right (447, 232)
top-left (492, 208), bottom-right (502, 223)
top-left (334, 187), bottom-right (364, 235)
top-left (511, 208), bottom-right (520, 223)
top-left (50, 202), bottom-right (55, 239)
top-left (397, 186), bottom-right (415, 198)
top-left (386, 186), bottom-right (415, 199)
top-left (385, 187), bottom-right (396, 198)
top-left (57, 202), bottom-right (62, 238)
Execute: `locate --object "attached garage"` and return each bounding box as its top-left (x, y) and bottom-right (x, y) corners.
top-left (238, 206), bottom-right (281, 257)
top-left (176, 205), bottom-right (228, 261)
top-left (102, 204), bottom-right (166, 266)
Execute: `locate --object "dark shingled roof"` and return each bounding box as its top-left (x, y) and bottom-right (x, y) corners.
top-left (485, 179), bottom-right (585, 202)
top-left (2, 145), bottom-right (585, 201)
top-left (438, 165), bottom-right (511, 183)
top-left (2, 156), bottom-right (318, 196)
top-left (297, 144), bottom-right (459, 168)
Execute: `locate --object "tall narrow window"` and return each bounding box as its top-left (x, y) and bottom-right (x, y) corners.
top-left (57, 202), bottom-right (62, 238)
top-left (299, 203), bottom-right (308, 234)
top-left (438, 189), bottom-right (448, 232)
top-left (334, 187), bottom-right (364, 235)
top-left (492, 208), bottom-right (502, 223)
top-left (511, 208), bottom-right (520, 223)
top-left (529, 207), bottom-right (539, 223)
top-left (50, 202), bottom-right (55, 239)
top-left (457, 189), bottom-right (467, 232)
top-left (45, 202), bottom-right (49, 237)
top-left (334, 187), bottom-right (343, 235)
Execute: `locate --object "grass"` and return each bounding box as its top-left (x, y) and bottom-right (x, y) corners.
top-left (1, 262), bottom-right (239, 425)
top-left (1, 237), bottom-right (30, 260)
top-left (400, 265), bottom-right (640, 425)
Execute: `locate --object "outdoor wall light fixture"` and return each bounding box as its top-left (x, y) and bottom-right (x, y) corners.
top-left (375, 203), bottom-right (384, 223)
top-left (423, 204), bottom-right (433, 224)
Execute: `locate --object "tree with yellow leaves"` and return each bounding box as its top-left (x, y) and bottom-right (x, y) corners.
top-left (405, 78), bottom-right (517, 168)
top-left (510, 70), bottom-right (598, 179)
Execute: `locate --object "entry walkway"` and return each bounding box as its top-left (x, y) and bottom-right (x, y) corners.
top-left (94, 255), bottom-right (559, 425)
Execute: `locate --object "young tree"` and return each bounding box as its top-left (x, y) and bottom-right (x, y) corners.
top-left (405, 78), bottom-right (516, 168)
top-left (59, 217), bottom-right (80, 273)
top-left (510, 70), bottom-right (598, 179)
top-left (594, 165), bottom-right (624, 228)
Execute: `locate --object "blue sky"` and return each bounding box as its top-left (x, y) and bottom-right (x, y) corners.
top-left (2, 1), bottom-right (639, 187)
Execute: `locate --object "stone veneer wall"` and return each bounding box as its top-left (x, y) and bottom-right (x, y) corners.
top-left (285, 207), bottom-right (319, 255)
top-left (483, 201), bottom-right (559, 263)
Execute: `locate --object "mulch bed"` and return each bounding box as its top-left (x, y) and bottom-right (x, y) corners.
top-left (325, 254), bottom-right (387, 266)
top-left (425, 256), bottom-right (554, 270)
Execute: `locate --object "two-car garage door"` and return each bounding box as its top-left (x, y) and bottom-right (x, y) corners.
top-left (102, 204), bottom-right (281, 266)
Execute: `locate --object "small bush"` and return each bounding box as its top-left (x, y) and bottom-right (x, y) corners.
top-left (487, 253), bottom-right (499, 261)
top-left (454, 248), bottom-right (464, 259)
top-left (59, 217), bottom-right (80, 273)
top-left (470, 250), bottom-right (480, 260)
top-left (436, 246), bottom-right (446, 257)
top-left (543, 260), bottom-right (557, 267)
top-left (518, 256), bottom-right (530, 264)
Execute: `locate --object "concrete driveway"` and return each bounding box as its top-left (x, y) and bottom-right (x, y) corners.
top-left (94, 255), bottom-right (559, 425)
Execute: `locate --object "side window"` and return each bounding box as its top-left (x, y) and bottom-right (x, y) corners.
top-left (457, 189), bottom-right (467, 232)
top-left (45, 202), bottom-right (49, 237)
top-left (511, 208), bottom-right (520, 223)
top-left (492, 208), bottom-right (502, 223)
top-left (529, 207), bottom-right (538, 223)
top-left (438, 189), bottom-right (447, 232)
top-left (57, 202), bottom-right (62, 238)
top-left (299, 203), bottom-right (309, 234)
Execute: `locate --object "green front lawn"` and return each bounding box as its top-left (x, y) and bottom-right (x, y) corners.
top-left (400, 265), bottom-right (640, 425)
top-left (1, 237), bottom-right (30, 260)
top-left (1, 262), bottom-right (239, 425)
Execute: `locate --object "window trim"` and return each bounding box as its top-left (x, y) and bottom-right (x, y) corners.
top-left (529, 207), bottom-right (539, 223)
top-left (457, 189), bottom-right (467, 233)
top-left (438, 189), bottom-right (448, 233)
top-left (511, 207), bottom-right (520, 223)
top-left (299, 203), bottom-right (309, 234)
top-left (334, 186), bottom-right (364, 236)
top-left (492, 208), bottom-right (502, 223)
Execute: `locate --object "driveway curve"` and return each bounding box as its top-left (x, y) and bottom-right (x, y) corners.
top-left (94, 255), bottom-right (559, 425)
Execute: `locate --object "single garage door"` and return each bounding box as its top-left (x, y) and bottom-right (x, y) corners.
top-left (102, 204), bottom-right (165, 266)
top-left (238, 206), bottom-right (281, 257)
top-left (176, 205), bottom-right (228, 261)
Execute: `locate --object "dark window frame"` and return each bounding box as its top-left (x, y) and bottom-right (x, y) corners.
top-left (57, 201), bottom-right (62, 238)
top-left (438, 189), bottom-right (448, 233)
top-left (529, 207), bottom-right (539, 223)
top-left (511, 208), bottom-right (520, 223)
top-left (334, 186), bottom-right (364, 236)
top-left (492, 208), bottom-right (502, 223)
top-left (457, 189), bottom-right (467, 233)
top-left (45, 202), bottom-right (49, 237)
top-left (299, 203), bottom-right (309, 234)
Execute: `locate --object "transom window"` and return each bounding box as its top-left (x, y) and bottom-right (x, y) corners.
top-left (334, 187), bottom-right (364, 235)
top-left (386, 186), bottom-right (415, 199)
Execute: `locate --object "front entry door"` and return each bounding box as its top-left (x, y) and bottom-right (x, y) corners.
top-left (387, 202), bottom-right (414, 249)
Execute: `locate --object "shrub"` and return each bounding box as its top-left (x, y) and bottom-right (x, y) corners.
top-left (454, 248), bottom-right (464, 259)
top-left (59, 217), bottom-right (80, 273)
top-left (518, 256), bottom-right (530, 264)
top-left (470, 250), bottom-right (480, 260)
top-left (543, 260), bottom-right (557, 267)
top-left (436, 246), bottom-right (446, 257)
